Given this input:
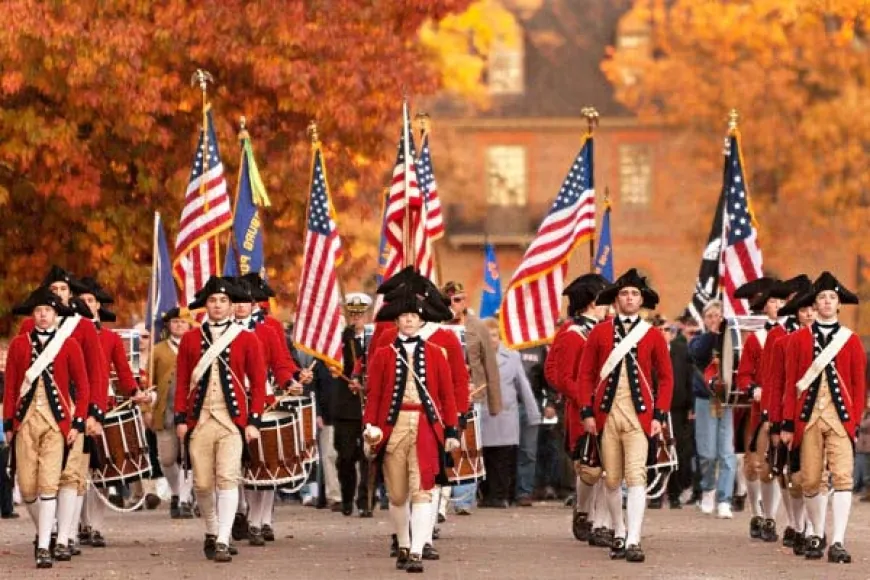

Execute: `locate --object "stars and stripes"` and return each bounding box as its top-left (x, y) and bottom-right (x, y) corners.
top-left (720, 131), bottom-right (764, 318)
top-left (292, 145), bottom-right (346, 367)
top-left (173, 108), bottom-right (233, 307)
top-left (499, 136), bottom-right (597, 349)
top-left (416, 131), bottom-right (444, 242)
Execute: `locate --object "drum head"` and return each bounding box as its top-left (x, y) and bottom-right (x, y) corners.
top-left (720, 326), bottom-right (738, 395)
top-left (261, 410), bottom-right (293, 425)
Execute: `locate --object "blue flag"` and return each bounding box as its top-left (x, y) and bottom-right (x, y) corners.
top-left (146, 212), bottom-right (178, 337)
top-left (479, 242), bottom-right (502, 318)
top-left (224, 133), bottom-right (270, 277)
top-left (375, 188), bottom-right (390, 285)
top-left (594, 203), bottom-right (614, 282)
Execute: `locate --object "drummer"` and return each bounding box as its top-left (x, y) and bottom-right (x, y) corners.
top-left (76, 277), bottom-right (151, 549)
top-left (230, 277), bottom-right (311, 546)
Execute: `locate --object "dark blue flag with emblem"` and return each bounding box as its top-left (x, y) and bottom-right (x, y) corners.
top-left (146, 212), bottom-right (178, 337)
top-left (594, 200), bottom-right (614, 282)
top-left (479, 241), bottom-right (502, 318)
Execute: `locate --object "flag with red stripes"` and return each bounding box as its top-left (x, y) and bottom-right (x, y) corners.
top-left (292, 144), bottom-right (346, 367)
top-left (720, 129), bottom-right (764, 317)
top-left (173, 108), bottom-right (233, 306)
top-left (499, 136), bottom-right (596, 348)
top-left (416, 131), bottom-right (444, 242)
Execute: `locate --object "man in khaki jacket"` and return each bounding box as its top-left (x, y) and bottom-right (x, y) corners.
top-left (151, 307), bottom-right (194, 519)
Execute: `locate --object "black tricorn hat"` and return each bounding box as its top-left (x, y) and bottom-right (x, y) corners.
top-left (41, 265), bottom-right (87, 294)
top-left (777, 291), bottom-right (812, 318)
top-left (784, 274), bottom-right (813, 297)
top-left (375, 286), bottom-right (444, 323)
top-left (595, 268), bottom-right (659, 310)
top-left (791, 271), bottom-right (859, 309)
top-left (238, 272), bottom-right (275, 301)
top-left (563, 273), bottom-right (609, 315)
top-left (11, 286), bottom-right (74, 316)
top-left (67, 296), bottom-right (95, 320)
top-left (379, 267), bottom-right (453, 322)
top-left (376, 266), bottom-right (418, 296)
top-left (735, 277), bottom-right (791, 313)
top-left (98, 307), bottom-right (117, 323)
top-left (188, 276), bottom-right (249, 310)
top-left (226, 276), bottom-right (256, 304)
top-left (78, 276), bottom-right (114, 304)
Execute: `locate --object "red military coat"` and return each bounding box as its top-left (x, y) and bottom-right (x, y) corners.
top-left (762, 330), bottom-right (794, 428)
top-left (174, 324), bottom-right (267, 430)
top-left (20, 315), bottom-right (107, 422)
top-left (782, 325), bottom-right (867, 446)
top-left (736, 328), bottom-right (773, 433)
top-left (3, 330), bottom-right (90, 437)
top-left (371, 323), bottom-right (469, 419)
top-left (362, 340), bottom-right (459, 489)
top-left (251, 322), bottom-right (298, 404)
top-left (545, 320), bottom-right (592, 453)
top-left (260, 312), bottom-right (294, 363)
top-left (99, 327), bottom-right (138, 400)
top-left (578, 320), bottom-right (673, 435)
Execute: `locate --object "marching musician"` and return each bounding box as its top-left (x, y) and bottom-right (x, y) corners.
top-left (18, 266), bottom-right (108, 562)
top-left (578, 268), bottom-right (673, 563)
top-left (766, 284), bottom-right (815, 556)
top-left (4, 287), bottom-right (91, 568)
top-left (76, 277), bottom-right (151, 548)
top-left (362, 284), bottom-right (460, 573)
top-left (780, 272), bottom-right (866, 563)
top-left (230, 277), bottom-right (308, 546)
top-left (734, 277), bottom-right (789, 542)
top-left (174, 276), bottom-right (267, 563)
top-left (543, 273), bottom-right (610, 544)
top-left (151, 307), bottom-right (195, 519)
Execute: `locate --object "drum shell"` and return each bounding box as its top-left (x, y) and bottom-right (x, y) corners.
top-left (92, 407), bottom-right (152, 487)
top-left (447, 408), bottom-right (486, 485)
top-left (244, 411), bottom-right (305, 489)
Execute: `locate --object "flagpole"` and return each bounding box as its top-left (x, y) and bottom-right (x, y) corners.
top-left (147, 211), bottom-right (160, 388)
top-left (582, 106), bottom-right (599, 272)
top-left (228, 116), bottom-right (247, 275)
top-left (191, 69), bottom-right (219, 272)
top-left (717, 109), bottom-right (738, 304)
top-left (401, 93), bottom-right (413, 268)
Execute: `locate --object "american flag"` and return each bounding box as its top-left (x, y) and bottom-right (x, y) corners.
top-left (293, 145), bottom-right (346, 367)
top-left (381, 104), bottom-right (435, 285)
top-left (416, 131), bottom-right (445, 242)
top-left (499, 136), bottom-right (596, 349)
top-left (173, 108), bottom-right (233, 306)
top-left (719, 130), bottom-right (764, 318)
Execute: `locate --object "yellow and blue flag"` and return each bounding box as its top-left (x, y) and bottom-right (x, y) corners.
top-left (224, 130), bottom-right (270, 277)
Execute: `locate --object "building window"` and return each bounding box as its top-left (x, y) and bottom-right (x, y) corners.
top-left (619, 144), bottom-right (652, 206)
top-left (488, 42), bottom-right (524, 95)
top-left (486, 145), bottom-right (527, 206)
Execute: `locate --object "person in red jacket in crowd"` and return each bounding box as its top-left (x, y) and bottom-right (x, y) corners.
top-left (765, 284), bottom-right (816, 556)
top-left (230, 276), bottom-right (311, 546)
top-left (362, 284), bottom-right (459, 574)
top-left (543, 273), bottom-right (609, 545)
top-left (174, 276), bottom-right (267, 563)
top-left (578, 268), bottom-right (673, 563)
top-left (4, 287), bottom-right (90, 569)
top-left (781, 272), bottom-right (867, 563)
top-left (76, 277), bottom-right (152, 548)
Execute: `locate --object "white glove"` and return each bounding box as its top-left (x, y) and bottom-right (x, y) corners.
top-left (444, 438), bottom-right (461, 453)
top-left (363, 423), bottom-right (383, 445)
top-left (752, 387), bottom-right (762, 402)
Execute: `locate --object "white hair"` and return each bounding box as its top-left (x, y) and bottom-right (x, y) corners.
top-left (702, 300), bottom-right (723, 315)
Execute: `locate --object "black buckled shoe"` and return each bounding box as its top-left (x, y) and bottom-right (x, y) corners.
top-left (626, 544), bottom-right (646, 563)
top-left (647, 497), bottom-right (663, 509)
top-left (761, 519), bottom-right (778, 542)
top-left (749, 516), bottom-right (763, 539)
top-left (406, 553), bottom-right (424, 573)
top-left (432, 527), bottom-right (440, 540)
top-left (827, 542), bottom-right (851, 564)
top-left (228, 543), bottom-right (238, 555)
top-left (609, 537), bottom-right (626, 560)
top-left (36, 548), bottom-right (53, 569)
top-left (804, 535), bottom-right (824, 560)
top-left (437, 513), bottom-right (446, 524)
top-left (53, 543), bottom-right (71, 562)
top-left (203, 534), bottom-right (217, 560)
top-left (390, 534), bottom-right (399, 558)
top-left (342, 502), bottom-right (353, 516)
top-left (572, 511), bottom-right (591, 541)
top-left (232, 512), bottom-right (249, 541)
top-left (792, 532), bottom-right (806, 556)
top-left (396, 547), bottom-right (410, 570)
top-left (179, 502), bottom-right (194, 519)
top-left (359, 508), bottom-right (373, 518)
top-left (732, 494), bottom-right (746, 512)
top-left (262, 524), bottom-right (275, 542)
top-left (248, 526), bottom-right (265, 546)
top-left (69, 539), bottom-right (81, 556)
top-left (214, 542), bottom-right (232, 563)
top-left (78, 524), bottom-right (92, 546)
top-left (170, 496), bottom-right (181, 519)
top-left (90, 530), bottom-right (106, 548)
top-left (782, 526), bottom-right (796, 547)
top-left (422, 543), bottom-right (440, 560)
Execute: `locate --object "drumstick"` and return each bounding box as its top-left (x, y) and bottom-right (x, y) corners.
top-left (469, 384), bottom-right (487, 399)
top-left (111, 387), bottom-right (156, 412)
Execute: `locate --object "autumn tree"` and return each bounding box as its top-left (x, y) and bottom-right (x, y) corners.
top-left (0, 0), bottom-right (475, 331)
top-left (603, 0), bottom-right (870, 330)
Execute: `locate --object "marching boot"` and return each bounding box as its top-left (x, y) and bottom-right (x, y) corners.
top-left (179, 502), bottom-right (194, 519)
top-left (53, 542), bottom-right (71, 562)
top-left (228, 543), bottom-right (239, 555)
top-left (248, 526), bottom-right (265, 546)
top-left (792, 532), bottom-right (806, 556)
top-left (749, 516), bottom-right (763, 539)
top-left (782, 526), bottom-right (796, 548)
top-left (732, 494), bottom-right (746, 512)
top-left (572, 512), bottom-right (592, 541)
top-left (90, 530), bottom-right (106, 548)
top-left (231, 512), bottom-right (249, 541)
top-left (390, 534), bottom-right (399, 558)
top-left (69, 539), bottom-right (81, 556)
top-left (36, 548), bottom-right (53, 569)
top-left (804, 535), bottom-right (824, 560)
top-left (170, 496), bottom-right (181, 519)
top-left (422, 543), bottom-right (440, 560)
top-left (647, 497), bottom-right (662, 509)
top-left (395, 547), bottom-right (410, 570)
top-left (827, 542), bottom-right (851, 564)
top-left (262, 524), bottom-right (275, 542)
top-left (203, 534), bottom-right (217, 561)
top-left (406, 553), bottom-right (424, 573)
top-left (626, 544), bottom-right (646, 563)
top-left (214, 542), bottom-right (232, 563)
top-left (78, 523), bottom-right (92, 546)
top-left (609, 537), bottom-right (626, 560)
top-left (761, 518), bottom-right (778, 542)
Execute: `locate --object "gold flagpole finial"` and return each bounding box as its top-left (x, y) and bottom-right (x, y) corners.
top-left (190, 69), bottom-right (214, 93)
top-left (307, 120), bottom-right (320, 146)
top-left (728, 108), bottom-right (739, 131)
top-left (239, 116), bottom-right (249, 141)
top-left (581, 106), bottom-right (600, 135)
top-left (415, 112), bottom-right (431, 135)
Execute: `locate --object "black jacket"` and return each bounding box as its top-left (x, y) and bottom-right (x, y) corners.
top-left (330, 327), bottom-right (365, 422)
top-left (669, 338), bottom-right (695, 412)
